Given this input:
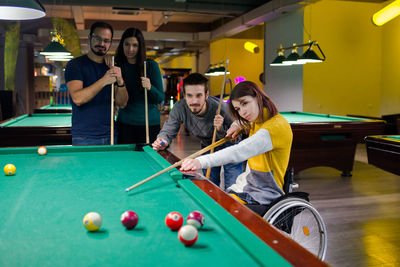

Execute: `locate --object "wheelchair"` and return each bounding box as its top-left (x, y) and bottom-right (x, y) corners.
top-left (246, 168), bottom-right (328, 260)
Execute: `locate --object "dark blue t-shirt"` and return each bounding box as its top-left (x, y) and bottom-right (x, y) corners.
top-left (65, 55), bottom-right (113, 138)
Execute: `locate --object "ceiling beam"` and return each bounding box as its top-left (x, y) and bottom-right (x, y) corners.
top-left (147, 12), bottom-right (164, 32)
top-left (71, 6), bottom-right (85, 30)
top-left (40, 0), bottom-right (262, 15)
top-left (77, 29), bottom-right (210, 42)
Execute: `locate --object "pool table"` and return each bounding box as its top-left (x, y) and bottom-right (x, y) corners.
top-left (0, 145), bottom-right (326, 266)
top-left (34, 104), bottom-right (72, 114)
top-left (365, 135), bottom-right (400, 175)
top-left (282, 111), bottom-right (385, 176)
top-left (0, 113), bottom-right (71, 147)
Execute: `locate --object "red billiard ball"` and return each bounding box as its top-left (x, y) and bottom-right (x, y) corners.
top-left (187, 211), bottom-right (205, 229)
top-left (178, 225), bottom-right (198, 246)
top-left (120, 210), bottom-right (139, 230)
top-left (165, 211), bottom-right (184, 231)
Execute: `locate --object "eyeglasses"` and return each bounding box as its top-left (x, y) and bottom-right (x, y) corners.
top-left (91, 35), bottom-right (112, 45)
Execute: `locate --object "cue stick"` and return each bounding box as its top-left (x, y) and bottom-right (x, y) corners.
top-left (144, 61), bottom-right (150, 144)
top-left (205, 58), bottom-right (229, 178)
top-left (125, 136), bottom-right (231, 192)
top-left (110, 56), bottom-right (115, 145)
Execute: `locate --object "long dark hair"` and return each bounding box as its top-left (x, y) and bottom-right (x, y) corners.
top-left (115, 28), bottom-right (146, 76)
top-left (229, 81), bottom-right (278, 130)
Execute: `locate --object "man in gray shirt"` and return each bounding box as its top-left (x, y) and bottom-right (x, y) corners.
top-left (152, 73), bottom-right (243, 190)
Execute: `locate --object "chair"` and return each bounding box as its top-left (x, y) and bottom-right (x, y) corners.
top-left (246, 168), bottom-right (328, 260)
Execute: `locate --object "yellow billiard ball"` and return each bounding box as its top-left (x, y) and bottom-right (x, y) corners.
top-left (83, 212), bottom-right (102, 232)
top-left (4, 164), bottom-right (16, 176)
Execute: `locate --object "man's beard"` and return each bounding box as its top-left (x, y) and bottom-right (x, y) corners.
top-left (189, 103), bottom-right (205, 115)
top-left (91, 45), bottom-right (107, 56)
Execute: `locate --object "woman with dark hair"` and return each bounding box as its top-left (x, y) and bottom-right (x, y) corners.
top-left (113, 27), bottom-right (164, 144)
top-left (180, 81), bottom-right (293, 205)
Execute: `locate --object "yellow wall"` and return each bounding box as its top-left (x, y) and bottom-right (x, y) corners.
top-left (209, 38), bottom-right (264, 96)
top-left (158, 54), bottom-right (197, 74)
top-left (303, 0), bottom-right (382, 116)
top-left (380, 9), bottom-right (400, 115)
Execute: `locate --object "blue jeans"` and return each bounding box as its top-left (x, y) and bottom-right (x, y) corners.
top-left (201, 142), bottom-right (243, 190)
top-left (72, 136), bottom-right (117, 146)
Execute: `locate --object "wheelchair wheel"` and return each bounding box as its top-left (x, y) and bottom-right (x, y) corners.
top-left (263, 198), bottom-right (327, 261)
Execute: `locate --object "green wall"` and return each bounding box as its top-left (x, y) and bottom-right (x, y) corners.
top-left (4, 22), bottom-right (20, 92)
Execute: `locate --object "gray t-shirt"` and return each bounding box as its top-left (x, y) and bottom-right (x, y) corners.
top-left (158, 96), bottom-right (234, 147)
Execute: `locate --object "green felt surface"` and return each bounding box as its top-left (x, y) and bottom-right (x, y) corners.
top-left (40, 104), bottom-right (72, 110)
top-left (0, 145), bottom-right (290, 267)
top-left (385, 135), bottom-right (400, 141)
top-left (0, 113), bottom-right (71, 127)
top-left (281, 111), bottom-right (368, 123)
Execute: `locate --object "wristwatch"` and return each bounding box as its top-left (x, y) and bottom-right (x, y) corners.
top-left (117, 82), bottom-right (125, 87)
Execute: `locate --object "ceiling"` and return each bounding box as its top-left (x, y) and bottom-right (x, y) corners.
top-left (32, 0), bottom-right (385, 62)
top-left (34, 0), bottom-right (277, 61)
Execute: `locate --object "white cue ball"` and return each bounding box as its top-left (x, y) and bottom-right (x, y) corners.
top-left (37, 146), bottom-right (47, 156)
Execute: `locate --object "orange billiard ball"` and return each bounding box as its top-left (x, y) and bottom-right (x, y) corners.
top-left (4, 164), bottom-right (16, 176)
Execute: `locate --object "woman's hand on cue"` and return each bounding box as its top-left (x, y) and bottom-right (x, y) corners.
top-left (226, 122), bottom-right (241, 139)
top-left (180, 159), bottom-right (201, 172)
top-left (141, 77), bottom-right (151, 90)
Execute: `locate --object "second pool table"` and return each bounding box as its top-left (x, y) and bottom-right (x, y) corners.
top-left (282, 111), bottom-right (385, 176)
top-left (0, 113), bottom-right (71, 147)
top-left (365, 135), bottom-right (400, 175)
top-left (33, 104), bottom-right (72, 113)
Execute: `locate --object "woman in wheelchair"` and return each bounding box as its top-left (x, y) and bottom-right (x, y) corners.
top-left (181, 81), bottom-right (328, 260)
top-left (180, 80), bottom-right (293, 206)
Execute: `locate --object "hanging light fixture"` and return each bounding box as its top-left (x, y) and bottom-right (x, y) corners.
top-left (205, 64), bottom-right (216, 76)
top-left (297, 41), bottom-right (325, 63)
top-left (270, 46), bottom-right (286, 66)
top-left (0, 0), bottom-right (46, 20)
top-left (214, 63), bottom-right (230, 76)
top-left (270, 41), bottom-right (325, 66)
top-left (283, 44), bottom-right (304, 65)
top-left (46, 55), bottom-right (74, 62)
top-left (40, 30), bottom-right (72, 58)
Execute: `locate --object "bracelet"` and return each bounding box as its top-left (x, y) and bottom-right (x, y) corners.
top-left (117, 82), bottom-right (125, 87)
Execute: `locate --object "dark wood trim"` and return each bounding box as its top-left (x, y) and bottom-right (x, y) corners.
top-left (33, 108), bottom-right (71, 113)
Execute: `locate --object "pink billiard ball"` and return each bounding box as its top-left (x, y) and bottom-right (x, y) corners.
top-left (165, 211), bottom-right (184, 231)
top-left (120, 210), bottom-right (139, 230)
top-left (178, 225), bottom-right (198, 246)
top-left (187, 211), bottom-right (205, 229)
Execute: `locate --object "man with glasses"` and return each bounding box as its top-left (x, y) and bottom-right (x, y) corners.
top-left (65, 21), bottom-right (128, 145)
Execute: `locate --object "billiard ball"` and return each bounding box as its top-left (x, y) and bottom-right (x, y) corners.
top-left (3, 164), bottom-right (16, 176)
top-left (83, 212), bottom-right (102, 232)
top-left (165, 211), bottom-right (184, 231)
top-left (178, 225), bottom-right (198, 246)
top-left (120, 210), bottom-right (139, 230)
top-left (37, 146), bottom-right (47, 156)
top-left (187, 211), bottom-right (205, 229)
